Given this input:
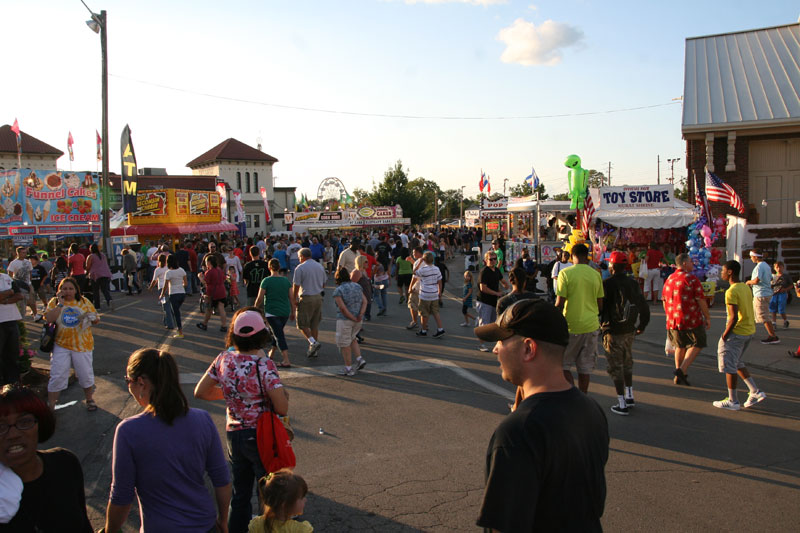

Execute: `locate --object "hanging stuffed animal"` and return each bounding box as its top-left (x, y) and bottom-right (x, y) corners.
top-left (564, 154), bottom-right (588, 209)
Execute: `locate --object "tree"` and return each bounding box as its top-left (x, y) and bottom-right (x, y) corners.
top-left (508, 182), bottom-right (549, 200)
top-left (586, 169), bottom-right (606, 188)
top-left (673, 175), bottom-right (689, 202)
top-left (552, 192), bottom-right (571, 201)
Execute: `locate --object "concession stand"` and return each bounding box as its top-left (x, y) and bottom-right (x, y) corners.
top-left (287, 205), bottom-right (410, 233)
top-left (0, 169), bottom-right (102, 257)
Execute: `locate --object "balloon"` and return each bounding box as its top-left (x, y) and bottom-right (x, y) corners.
top-left (703, 248), bottom-right (711, 257)
top-left (691, 229), bottom-right (700, 237)
top-left (565, 154), bottom-right (589, 210)
top-left (685, 240), bottom-right (694, 247)
top-left (704, 237), bottom-right (712, 248)
top-left (701, 225), bottom-right (712, 238)
top-left (690, 246), bottom-right (699, 254)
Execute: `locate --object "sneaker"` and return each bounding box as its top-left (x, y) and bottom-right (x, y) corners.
top-left (460, 321), bottom-right (470, 327)
top-left (624, 398), bottom-right (635, 408)
top-left (610, 404), bottom-right (630, 416)
top-left (743, 390), bottom-right (767, 408)
top-left (399, 295), bottom-right (405, 304)
top-left (355, 358), bottom-right (367, 371)
top-left (478, 344), bottom-right (491, 352)
top-left (405, 321), bottom-right (418, 330)
top-left (173, 332), bottom-right (184, 339)
top-left (712, 397), bottom-right (741, 411)
top-left (760, 336), bottom-right (780, 345)
top-left (673, 368), bottom-right (691, 386)
top-left (784, 320), bottom-right (790, 329)
top-left (307, 342), bottom-right (322, 358)
top-left (789, 350), bottom-right (800, 359)
top-left (432, 329), bottom-right (445, 338)
top-left (338, 367), bottom-right (356, 377)
top-left (415, 330), bottom-right (428, 337)
top-left (196, 323), bottom-right (208, 331)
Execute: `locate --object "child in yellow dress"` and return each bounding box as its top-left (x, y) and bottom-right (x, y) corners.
top-left (248, 469), bottom-right (313, 532)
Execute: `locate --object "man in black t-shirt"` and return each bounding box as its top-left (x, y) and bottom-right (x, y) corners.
top-left (476, 250), bottom-right (509, 352)
top-left (474, 299), bottom-right (609, 532)
top-left (242, 247), bottom-right (270, 307)
top-left (375, 235), bottom-right (391, 270)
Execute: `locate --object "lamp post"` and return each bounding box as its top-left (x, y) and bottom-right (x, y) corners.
top-left (83, 3), bottom-right (109, 253)
top-left (667, 157), bottom-right (681, 185)
top-left (459, 185), bottom-right (466, 228)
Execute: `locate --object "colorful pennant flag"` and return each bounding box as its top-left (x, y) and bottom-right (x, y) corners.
top-left (96, 130), bottom-right (102, 161)
top-left (10, 118), bottom-right (21, 168)
top-left (260, 187), bottom-right (272, 224)
top-left (479, 170), bottom-right (485, 192)
top-left (67, 132), bottom-right (74, 161)
top-left (525, 167), bottom-right (540, 191)
top-left (216, 182), bottom-right (228, 221)
top-left (705, 170), bottom-right (744, 215)
top-left (120, 125), bottom-right (139, 213)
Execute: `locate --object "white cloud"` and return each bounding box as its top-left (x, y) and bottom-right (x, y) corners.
top-left (404, 0), bottom-right (508, 5)
top-left (497, 18), bottom-right (584, 66)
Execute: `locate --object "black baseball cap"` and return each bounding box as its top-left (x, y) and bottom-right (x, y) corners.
top-left (474, 298), bottom-right (569, 346)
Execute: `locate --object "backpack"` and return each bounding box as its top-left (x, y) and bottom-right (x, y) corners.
top-left (609, 278), bottom-right (639, 330)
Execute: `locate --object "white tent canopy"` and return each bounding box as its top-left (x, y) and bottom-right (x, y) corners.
top-left (595, 198), bottom-right (696, 228)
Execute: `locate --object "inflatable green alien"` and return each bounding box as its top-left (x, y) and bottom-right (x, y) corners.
top-left (564, 154), bottom-right (588, 209)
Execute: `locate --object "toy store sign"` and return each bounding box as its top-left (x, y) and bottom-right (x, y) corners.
top-left (599, 185), bottom-right (673, 210)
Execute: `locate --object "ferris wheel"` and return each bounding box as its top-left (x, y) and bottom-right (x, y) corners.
top-left (316, 177), bottom-right (349, 202)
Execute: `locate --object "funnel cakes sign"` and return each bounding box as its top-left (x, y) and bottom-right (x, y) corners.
top-left (0, 170), bottom-right (101, 233)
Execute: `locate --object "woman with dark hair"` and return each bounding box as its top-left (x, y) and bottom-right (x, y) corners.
top-left (194, 308), bottom-right (288, 533)
top-left (49, 255), bottom-right (70, 292)
top-left (395, 247), bottom-right (413, 304)
top-left (67, 243), bottom-right (87, 293)
top-left (160, 254), bottom-right (187, 339)
top-left (0, 385), bottom-right (92, 531)
top-left (149, 253), bottom-right (175, 331)
top-left (43, 277), bottom-right (99, 411)
top-left (85, 243), bottom-right (114, 310)
top-left (197, 254), bottom-right (228, 332)
top-left (255, 258), bottom-right (295, 368)
top-left (104, 349), bottom-right (231, 532)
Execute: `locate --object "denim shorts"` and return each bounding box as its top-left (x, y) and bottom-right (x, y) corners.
top-left (769, 292), bottom-right (787, 314)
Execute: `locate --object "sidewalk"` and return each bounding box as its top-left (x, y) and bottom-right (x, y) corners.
top-left (442, 252), bottom-right (800, 379)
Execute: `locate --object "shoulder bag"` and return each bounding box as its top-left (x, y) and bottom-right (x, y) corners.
top-left (255, 358), bottom-right (296, 473)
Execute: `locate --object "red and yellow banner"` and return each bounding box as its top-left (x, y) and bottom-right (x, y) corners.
top-left (129, 189), bottom-right (221, 225)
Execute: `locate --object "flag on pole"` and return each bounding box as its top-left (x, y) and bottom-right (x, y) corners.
top-left (486, 175), bottom-right (491, 194)
top-left (705, 170), bottom-right (744, 214)
top-left (479, 170), bottom-right (486, 192)
top-left (216, 182), bottom-right (228, 221)
top-left (525, 167), bottom-right (540, 191)
top-left (262, 188), bottom-right (272, 224)
top-left (694, 172), bottom-right (712, 221)
top-left (96, 130), bottom-right (102, 161)
top-left (578, 187), bottom-right (595, 237)
top-left (10, 119), bottom-right (21, 168)
top-left (120, 125), bottom-right (139, 213)
top-left (67, 132), bottom-right (74, 161)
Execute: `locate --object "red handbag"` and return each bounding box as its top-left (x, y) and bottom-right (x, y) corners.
top-left (255, 359), bottom-right (296, 473)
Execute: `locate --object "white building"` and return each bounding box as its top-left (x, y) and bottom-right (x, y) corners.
top-left (0, 124), bottom-right (63, 170)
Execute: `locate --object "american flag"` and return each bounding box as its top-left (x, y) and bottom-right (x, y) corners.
top-left (578, 187), bottom-right (595, 237)
top-left (705, 170), bottom-right (744, 214)
top-left (694, 172), bottom-right (713, 221)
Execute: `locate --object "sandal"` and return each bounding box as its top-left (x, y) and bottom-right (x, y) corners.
top-left (86, 399), bottom-right (98, 412)
top-left (788, 350), bottom-right (800, 359)
top-left (277, 362), bottom-right (292, 368)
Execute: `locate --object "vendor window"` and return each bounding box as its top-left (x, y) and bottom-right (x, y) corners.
top-left (246, 172), bottom-right (251, 193)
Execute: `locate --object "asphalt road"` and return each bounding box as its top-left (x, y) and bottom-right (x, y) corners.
top-left (34, 267), bottom-right (800, 532)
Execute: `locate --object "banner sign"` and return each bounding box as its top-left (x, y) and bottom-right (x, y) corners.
top-left (129, 189), bottom-right (221, 225)
top-left (481, 197), bottom-right (508, 211)
top-left (259, 187), bottom-right (271, 224)
top-left (599, 185), bottom-right (673, 210)
top-left (216, 183), bottom-right (228, 221)
top-left (0, 170), bottom-right (102, 234)
top-left (232, 191), bottom-right (245, 224)
top-left (120, 125), bottom-right (138, 213)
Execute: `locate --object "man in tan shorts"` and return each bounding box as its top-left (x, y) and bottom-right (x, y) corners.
top-left (293, 247), bottom-right (327, 357)
top-left (405, 246), bottom-right (424, 330)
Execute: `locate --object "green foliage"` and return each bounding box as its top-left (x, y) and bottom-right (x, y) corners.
top-left (552, 192), bottom-right (571, 201)
top-left (586, 169), bottom-right (606, 188)
top-left (508, 182), bottom-right (549, 199)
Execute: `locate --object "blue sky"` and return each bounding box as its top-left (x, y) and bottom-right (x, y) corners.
top-left (5, 0), bottom-right (798, 198)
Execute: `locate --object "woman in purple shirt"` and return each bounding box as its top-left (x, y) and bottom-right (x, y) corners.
top-left (104, 348), bottom-right (231, 532)
top-left (85, 243), bottom-right (114, 310)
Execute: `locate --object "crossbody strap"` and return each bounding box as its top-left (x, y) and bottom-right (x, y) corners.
top-left (254, 356), bottom-right (271, 413)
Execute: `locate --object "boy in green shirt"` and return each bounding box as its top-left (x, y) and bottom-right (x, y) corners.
top-left (713, 260), bottom-right (767, 411)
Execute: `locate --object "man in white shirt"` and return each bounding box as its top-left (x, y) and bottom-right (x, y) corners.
top-left (399, 231), bottom-right (409, 249)
top-left (337, 238), bottom-right (360, 274)
top-left (409, 251), bottom-right (445, 338)
top-left (0, 272), bottom-right (23, 385)
top-left (7, 247), bottom-right (36, 319)
top-left (293, 248), bottom-right (328, 357)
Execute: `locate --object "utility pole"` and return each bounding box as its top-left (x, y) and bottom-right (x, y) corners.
top-left (607, 161), bottom-right (612, 186)
top-left (459, 185), bottom-right (466, 228)
top-left (434, 189), bottom-right (437, 226)
top-left (503, 178), bottom-right (508, 196)
top-left (657, 155), bottom-right (660, 184)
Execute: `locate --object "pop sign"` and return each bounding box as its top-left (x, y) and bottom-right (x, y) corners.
top-left (599, 185), bottom-right (673, 209)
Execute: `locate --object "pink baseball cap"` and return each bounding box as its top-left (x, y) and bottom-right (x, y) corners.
top-left (233, 310), bottom-right (267, 337)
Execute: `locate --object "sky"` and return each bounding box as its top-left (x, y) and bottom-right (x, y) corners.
top-left (4, 0), bottom-right (798, 199)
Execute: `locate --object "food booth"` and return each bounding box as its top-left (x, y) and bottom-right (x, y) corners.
top-left (287, 206), bottom-right (410, 234)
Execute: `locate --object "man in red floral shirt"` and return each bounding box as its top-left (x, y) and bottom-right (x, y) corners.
top-left (662, 253), bottom-right (710, 386)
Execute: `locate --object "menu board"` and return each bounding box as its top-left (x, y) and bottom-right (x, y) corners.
top-left (129, 189), bottom-right (221, 225)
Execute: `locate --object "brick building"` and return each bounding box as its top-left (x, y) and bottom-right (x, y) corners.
top-left (682, 22), bottom-right (800, 276)
top-left (0, 124), bottom-right (63, 170)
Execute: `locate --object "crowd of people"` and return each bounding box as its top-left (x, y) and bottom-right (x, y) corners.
top-left (1, 223), bottom-right (799, 531)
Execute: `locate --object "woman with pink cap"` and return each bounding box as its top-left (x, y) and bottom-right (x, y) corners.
top-left (194, 307), bottom-right (289, 533)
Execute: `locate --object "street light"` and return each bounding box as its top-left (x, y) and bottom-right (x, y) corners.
top-left (459, 185), bottom-right (466, 227)
top-left (667, 157), bottom-right (681, 185)
top-left (82, 1), bottom-right (110, 253)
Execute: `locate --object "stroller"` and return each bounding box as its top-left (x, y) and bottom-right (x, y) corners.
top-left (465, 246), bottom-right (481, 272)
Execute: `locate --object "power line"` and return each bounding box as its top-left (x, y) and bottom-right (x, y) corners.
top-left (109, 73), bottom-right (681, 121)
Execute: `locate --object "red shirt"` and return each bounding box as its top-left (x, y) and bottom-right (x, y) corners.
top-left (646, 249), bottom-right (664, 269)
top-left (662, 269), bottom-right (705, 330)
top-left (185, 246), bottom-right (198, 272)
top-left (68, 253), bottom-right (86, 276)
top-left (204, 267), bottom-right (227, 300)
top-left (364, 254), bottom-right (377, 277)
